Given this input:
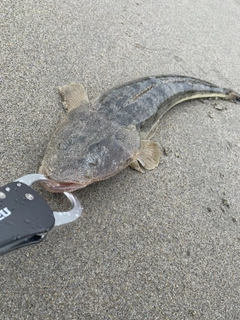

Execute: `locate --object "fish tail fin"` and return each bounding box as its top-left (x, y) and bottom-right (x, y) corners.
top-left (226, 90), bottom-right (240, 103)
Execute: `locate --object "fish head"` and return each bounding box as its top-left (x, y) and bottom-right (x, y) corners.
top-left (39, 108), bottom-right (140, 192)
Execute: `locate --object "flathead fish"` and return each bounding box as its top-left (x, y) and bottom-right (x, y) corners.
top-left (39, 75), bottom-right (240, 192)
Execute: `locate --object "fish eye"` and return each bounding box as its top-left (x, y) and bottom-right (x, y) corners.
top-left (86, 154), bottom-right (100, 166)
top-left (88, 158), bottom-right (100, 166)
top-left (56, 140), bottom-right (70, 151)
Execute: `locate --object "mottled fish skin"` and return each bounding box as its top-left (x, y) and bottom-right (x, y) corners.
top-left (39, 104), bottom-right (141, 191)
top-left (40, 75), bottom-right (240, 192)
top-left (97, 75), bottom-right (239, 136)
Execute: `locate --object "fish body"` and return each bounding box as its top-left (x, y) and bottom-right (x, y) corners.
top-left (39, 75), bottom-right (240, 192)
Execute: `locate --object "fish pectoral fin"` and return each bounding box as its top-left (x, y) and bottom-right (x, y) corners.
top-left (130, 160), bottom-right (145, 173)
top-left (59, 83), bottom-right (89, 112)
top-left (138, 140), bottom-right (161, 170)
top-left (130, 140), bottom-right (161, 172)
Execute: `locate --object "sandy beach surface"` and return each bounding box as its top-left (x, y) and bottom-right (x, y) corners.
top-left (0, 1), bottom-right (240, 319)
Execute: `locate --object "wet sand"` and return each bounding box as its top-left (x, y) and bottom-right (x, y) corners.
top-left (0, 1), bottom-right (240, 319)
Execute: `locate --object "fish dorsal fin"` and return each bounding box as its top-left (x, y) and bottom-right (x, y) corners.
top-left (59, 83), bottom-right (89, 112)
top-left (130, 140), bottom-right (161, 172)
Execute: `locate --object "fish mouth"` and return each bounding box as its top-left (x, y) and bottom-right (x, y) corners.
top-left (39, 166), bottom-right (88, 193)
top-left (41, 178), bottom-right (85, 193)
